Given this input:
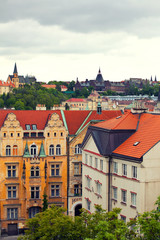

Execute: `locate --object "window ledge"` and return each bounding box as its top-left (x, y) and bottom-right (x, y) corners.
top-left (49, 176), bottom-right (61, 178)
top-left (85, 187), bottom-right (91, 192)
top-left (6, 177), bottom-right (19, 180)
top-left (49, 196), bottom-right (61, 199)
top-left (130, 205), bottom-right (136, 209)
top-left (29, 177), bottom-right (40, 179)
top-left (112, 198), bottom-right (117, 202)
top-left (121, 201), bottom-right (127, 205)
top-left (95, 193), bottom-right (102, 198)
top-left (7, 198), bottom-right (19, 200)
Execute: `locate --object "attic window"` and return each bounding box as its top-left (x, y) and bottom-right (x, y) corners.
top-left (116, 116), bottom-right (122, 119)
top-left (133, 141), bottom-right (140, 146)
top-left (26, 124), bottom-right (31, 130)
top-left (32, 124), bottom-right (37, 130)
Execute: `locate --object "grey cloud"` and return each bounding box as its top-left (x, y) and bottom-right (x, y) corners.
top-left (0, 0), bottom-right (160, 37)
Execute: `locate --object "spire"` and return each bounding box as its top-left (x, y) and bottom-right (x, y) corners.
top-left (97, 102), bottom-right (102, 114)
top-left (155, 75), bottom-right (157, 82)
top-left (150, 76), bottom-right (152, 82)
top-left (39, 141), bottom-right (46, 157)
top-left (23, 142), bottom-right (31, 157)
top-left (96, 68), bottom-right (104, 82)
top-left (13, 63), bottom-right (18, 74)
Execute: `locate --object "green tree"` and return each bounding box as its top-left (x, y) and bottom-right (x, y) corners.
top-left (0, 99), bottom-right (4, 108)
top-left (42, 193), bottom-right (48, 212)
top-left (14, 100), bottom-right (25, 110)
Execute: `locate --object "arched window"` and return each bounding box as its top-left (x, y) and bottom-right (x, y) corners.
top-left (30, 144), bottom-right (37, 157)
top-left (13, 145), bottom-right (18, 156)
top-left (56, 144), bottom-right (61, 155)
top-left (30, 166), bottom-right (40, 177)
top-left (75, 144), bottom-right (82, 154)
top-left (6, 145), bottom-right (11, 156)
top-left (49, 145), bottom-right (54, 156)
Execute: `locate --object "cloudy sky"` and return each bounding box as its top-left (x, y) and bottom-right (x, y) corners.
top-left (0, 0), bottom-right (160, 82)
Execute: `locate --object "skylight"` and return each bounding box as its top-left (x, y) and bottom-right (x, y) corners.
top-left (133, 141), bottom-right (140, 146)
top-left (116, 116), bottom-right (122, 119)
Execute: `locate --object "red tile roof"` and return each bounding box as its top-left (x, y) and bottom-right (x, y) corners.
top-left (103, 112), bottom-right (160, 159)
top-left (41, 84), bottom-right (56, 89)
top-left (66, 98), bottom-right (86, 102)
top-left (0, 110), bottom-right (120, 136)
top-left (95, 111), bottom-right (138, 130)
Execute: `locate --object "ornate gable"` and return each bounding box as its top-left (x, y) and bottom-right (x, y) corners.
top-left (3, 113), bottom-right (21, 128)
top-left (47, 113), bottom-right (64, 128)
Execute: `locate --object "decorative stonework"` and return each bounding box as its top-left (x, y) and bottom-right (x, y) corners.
top-left (3, 113), bottom-right (21, 128)
top-left (47, 113), bottom-right (63, 128)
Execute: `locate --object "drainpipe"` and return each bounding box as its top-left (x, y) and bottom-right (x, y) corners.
top-left (66, 136), bottom-right (70, 215)
top-left (108, 156), bottom-right (112, 212)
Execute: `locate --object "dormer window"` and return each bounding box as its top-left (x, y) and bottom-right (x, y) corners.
top-left (32, 124), bottom-right (37, 130)
top-left (26, 125), bottom-right (31, 130)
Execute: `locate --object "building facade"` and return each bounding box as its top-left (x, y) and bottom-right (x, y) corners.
top-left (82, 109), bottom-right (160, 222)
top-left (0, 109), bottom-right (121, 235)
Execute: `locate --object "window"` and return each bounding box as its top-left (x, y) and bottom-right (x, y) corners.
top-left (100, 160), bottom-right (103, 171)
top-left (31, 186), bottom-right (40, 199)
top-left (26, 124), bottom-right (31, 130)
top-left (132, 166), bottom-right (137, 179)
top-left (121, 189), bottom-right (127, 203)
top-left (90, 156), bottom-right (92, 166)
top-left (113, 187), bottom-right (117, 200)
top-left (74, 184), bottom-right (82, 196)
top-left (32, 124), bottom-right (37, 130)
top-left (30, 166), bottom-right (40, 177)
top-left (96, 182), bottom-right (102, 195)
top-left (121, 215), bottom-right (126, 223)
top-left (7, 165), bottom-right (16, 178)
top-left (85, 154), bottom-right (88, 164)
top-left (131, 192), bottom-right (137, 206)
top-left (75, 144), bottom-right (82, 154)
top-left (86, 199), bottom-right (91, 211)
top-left (11, 133), bottom-right (13, 137)
top-left (56, 144), bottom-right (61, 155)
top-left (8, 186), bottom-right (17, 199)
top-left (86, 177), bottom-right (91, 189)
top-left (61, 132), bottom-right (63, 137)
top-left (49, 145), bottom-right (54, 156)
top-left (30, 144), bottom-right (37, 157)
top-left (17, 133), bottom-right (20, 137)
top-left (95, 158), bottom-right (98, 168)
top-left (122, 164), bottom-right (127, 176)
top-left (13, 145), bottom-right (18, 156)
top-left (6, 145), bottom-right (11, 156)
top-left (74, 163), bottom-right (79, 175)
top-left (51, 164), bottom-right (60, 176)
top-left (47, 132), bottom-right (50, 137)
top-left (54, 132), bottom-right (56, 137)
top-left (51, 184), bottom-right (60, 197)
top-left (29, 207), bottom-right (41, 218)
top-left (113, 162), bottom-right (118, 174)
top-left (4, 132), bottom-right (6, 137)
top-left (7, 208), bottom-right (18, 220)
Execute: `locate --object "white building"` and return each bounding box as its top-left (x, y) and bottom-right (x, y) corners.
top-left (82, 109), bottom-right (160, 222)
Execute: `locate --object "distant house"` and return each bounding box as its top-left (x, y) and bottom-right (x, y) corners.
top-left (7, 63), bottom-right (36, 88)
top-left (0, 80), bottom-right (15, 95)
top-left (41, 84), bottom-right (56, 89)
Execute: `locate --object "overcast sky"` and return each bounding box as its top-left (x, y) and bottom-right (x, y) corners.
top-left (0, 0), bottom-right (160, 82)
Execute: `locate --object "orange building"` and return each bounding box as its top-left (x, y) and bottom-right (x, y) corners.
top-left (0, 108), bottom-right (121, 235)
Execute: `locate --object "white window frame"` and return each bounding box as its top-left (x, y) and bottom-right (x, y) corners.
top-left (121, 189), bottom-right (127, 203)
top-left (131, 192), bottom-right (137, 206)
top-left (113, 187), bottom-right (117, 200)
top-left (100, 160), bottom-right (103, 171)
top-left (132, 166), bottom-right (137, 179)
top-left (90, 156), bottom-right (92, 166)
top-left (113, 162), bottom-right (118, 174)
top-left (122, 164), bottom-right (127, 176)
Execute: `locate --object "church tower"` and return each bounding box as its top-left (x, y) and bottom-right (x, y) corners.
top-left (96, 68), bottom-right (104, 82)
top-left (13, 63), bottom-right (18, 78)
